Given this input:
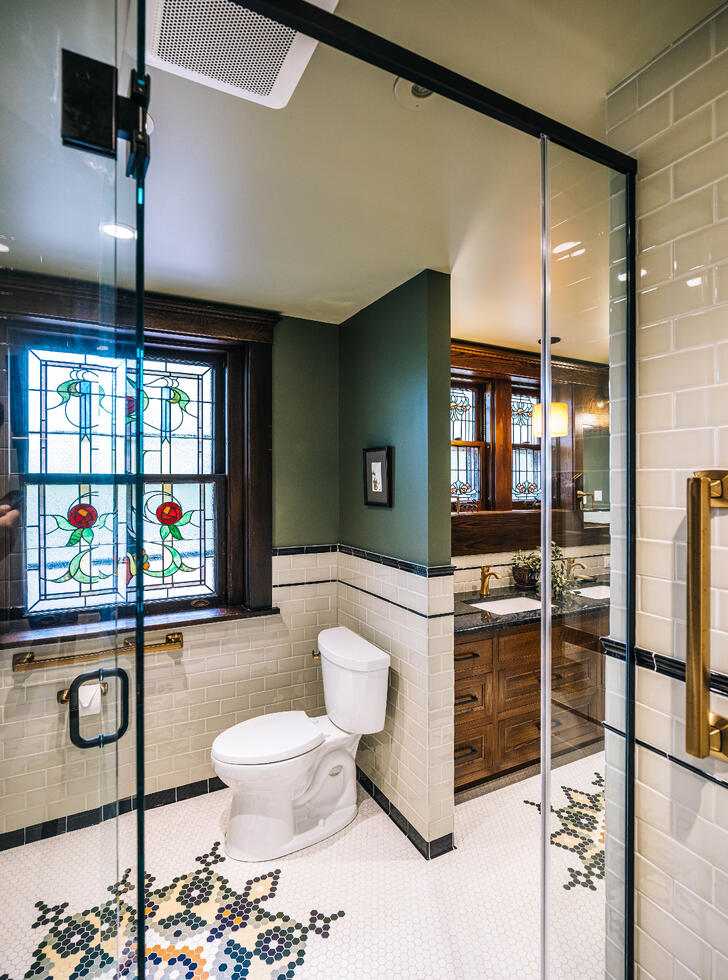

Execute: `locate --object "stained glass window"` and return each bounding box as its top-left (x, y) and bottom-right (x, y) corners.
top-left (511, 390), bottom-right (541, 504)
top-left (450, 384), bottom-right (486, 511)
top-left (22, 345), bottom-right (221, 614)
top-left (450, 386), bottom-right (476, 442)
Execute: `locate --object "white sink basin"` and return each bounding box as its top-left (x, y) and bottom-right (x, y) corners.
top-left (578, 585), bottom-right (610, 600)
top-left (470, 596), bottom-right (543, 615)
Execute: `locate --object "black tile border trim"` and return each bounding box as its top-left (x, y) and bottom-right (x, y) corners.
top-left (0, 775), bottom-right (228, 853)
top-left (355, 766), bottom-right (454, 860)
top-left (272, 544), bottom-right (338, 556)
top-left (272, 543), bottom-right (455, 578)
top-left (601, 637), bottom-right (728, 698)
top-left (339, 579), bottom-right (454, 620)
top-left (634, 736), bottom-right (728, 795)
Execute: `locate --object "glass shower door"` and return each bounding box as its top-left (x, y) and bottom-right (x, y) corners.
top-left (541, 138), bottom-right (630, 978)
top-left (0, 1), bottom-right (146, 975)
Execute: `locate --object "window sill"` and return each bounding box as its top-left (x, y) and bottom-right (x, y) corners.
top-left (0, 605), bottom-right (280, 651)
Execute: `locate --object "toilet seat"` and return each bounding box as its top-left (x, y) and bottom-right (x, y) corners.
top-left (211, 710), bottom-right (324, 766)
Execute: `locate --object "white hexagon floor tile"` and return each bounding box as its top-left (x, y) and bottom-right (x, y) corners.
top-left (0, 751), bottom-right (608, 979)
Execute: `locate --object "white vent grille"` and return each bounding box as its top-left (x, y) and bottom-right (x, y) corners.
top-left (143, 0), bottom-right (339, 108)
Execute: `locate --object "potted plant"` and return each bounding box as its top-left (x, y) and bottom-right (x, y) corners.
top-left (512, 543), bottom-right (576, 603)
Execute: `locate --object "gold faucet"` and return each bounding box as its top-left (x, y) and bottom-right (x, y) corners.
top-left (480, 565), bottom-right (499, 597)
top-left (565, 558), bottom-right (587, 583)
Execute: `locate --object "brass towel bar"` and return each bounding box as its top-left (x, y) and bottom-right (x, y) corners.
top-left (12, 631), bottom-right (184, 673)
top-left (686, 471), bottom-right (728, 761)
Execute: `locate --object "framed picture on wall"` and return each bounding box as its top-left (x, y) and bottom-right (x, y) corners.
top-left (363, 447), bottom-right (393, 507)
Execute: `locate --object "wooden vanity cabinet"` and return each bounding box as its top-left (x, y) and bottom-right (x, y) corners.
top-left (454, 613), bottom-right (605, 790)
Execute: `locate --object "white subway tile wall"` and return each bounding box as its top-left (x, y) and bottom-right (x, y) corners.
top-left (451, 545), bottom-right (610, 595)
top-left (607, 6), bottom-right (728, 976)
top-left (0, 551), bottom-right (455, 850)
top-left (337, 551), bottom-right (454, 843)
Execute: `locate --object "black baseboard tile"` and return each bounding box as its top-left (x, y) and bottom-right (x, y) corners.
top-left (0, 775), bottom-right (230, 852)
top-left (355, 766), bottom-right (454, 860)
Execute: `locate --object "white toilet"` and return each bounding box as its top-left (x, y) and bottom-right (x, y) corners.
top-left (211, 625), bottom-right (390, 861)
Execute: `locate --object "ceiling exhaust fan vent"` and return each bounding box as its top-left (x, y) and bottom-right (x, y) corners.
top-left (144, 0), bottom-right (338, 108)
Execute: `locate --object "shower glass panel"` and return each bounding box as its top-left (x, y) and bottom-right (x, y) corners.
top-left (543, 139), bottom-right (629, 979)
top-left (0, 2), bottom-right (145, 976)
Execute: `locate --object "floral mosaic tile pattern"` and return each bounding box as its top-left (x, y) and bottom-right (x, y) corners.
top-left (21, 842), bottom-right (343, 979)
top-left (525, 770), bottom-right (606, 892)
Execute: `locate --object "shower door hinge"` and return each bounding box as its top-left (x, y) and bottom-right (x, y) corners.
top-left (60, 49), bottom-right (151, 178)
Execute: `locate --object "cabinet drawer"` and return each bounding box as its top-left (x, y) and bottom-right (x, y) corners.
top-left (552, 647), bottom-right (599, 701)
top-left (454, 723), bottom-right (496, 788)
top-left (496, 664), bottom-right (540, 716)
top-left (454, 637), bottom-right (493, 676)
top-left (497, 709), bottom-right (541, 771)
top-left (551, 699), bottom-right (603, 753)
top-left (496, 626), bottom-right (540, 668)
top-left (455, 673), bottom-right (494, 723)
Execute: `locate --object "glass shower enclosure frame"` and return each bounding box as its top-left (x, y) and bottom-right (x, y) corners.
top-left (232, 1), bottom-right (638, 976)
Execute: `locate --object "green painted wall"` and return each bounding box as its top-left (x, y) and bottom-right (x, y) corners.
top-left (339, 271), bottom-right (451, 566)
top-left (272, 317), bottom-right (339, 547)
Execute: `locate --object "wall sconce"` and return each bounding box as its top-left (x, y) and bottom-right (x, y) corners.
top-left (533, 402), bottom-right (569, 439)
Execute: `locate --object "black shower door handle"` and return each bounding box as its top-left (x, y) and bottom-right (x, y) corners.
top-left (68, 667), bottom-right (129, 749)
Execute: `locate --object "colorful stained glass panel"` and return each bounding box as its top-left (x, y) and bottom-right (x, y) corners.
top-left (142, 358), bottom-right (215, 475)
top-left (23, 346), bottom-right (220, 613)
top-left (450, 445), bottom-right (480, 504)
top-left (450, 386), bottom-right (476, 442)
top-left (131, 482), bottom-right (216, 602)
top-left (25, 483), bottom-right (126, 613)
top-left (512, 447), bottom-right (541, 503)
top-left (27, 349), bottom-right (131, 475)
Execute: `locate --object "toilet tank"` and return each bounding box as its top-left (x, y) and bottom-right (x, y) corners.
top-left (318, 627), bottom-right (390, 734)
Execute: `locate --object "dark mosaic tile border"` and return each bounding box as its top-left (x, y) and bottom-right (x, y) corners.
top-left (356, 767), bottom-right (454, 860)
top-left (272, 543), bottom-right (455, 578)
top-left (0, 775), bottom-right (227, 853)
top-left (601, 637), bottom-right (728, 697)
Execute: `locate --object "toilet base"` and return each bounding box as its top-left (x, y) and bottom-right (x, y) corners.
top-left (224, 800), bottom-right (358, 862)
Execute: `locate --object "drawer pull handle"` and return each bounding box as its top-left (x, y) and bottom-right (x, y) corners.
top-left (455, 693), bottom-right (479, 707)
top-left (455, 651), bottom-right (479, 662)
top-left (455, 743), bottom-right (479, 761)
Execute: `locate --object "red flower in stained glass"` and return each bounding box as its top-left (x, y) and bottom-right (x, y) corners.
top-left (156, 501), bottom-right (183, 526)
top-left (125, 395), bottom-right (136, 417)
top-left (68, 504), bottom-right (98, 529)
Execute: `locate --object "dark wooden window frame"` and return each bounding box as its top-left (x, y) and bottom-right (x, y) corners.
top-left (0, 270), bottom-right (279, 631)
top-left (451, 339), bottom-right (609, 555)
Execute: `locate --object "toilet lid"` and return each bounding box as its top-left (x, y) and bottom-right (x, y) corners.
top-left (211, 711), bottom-right (324, 765)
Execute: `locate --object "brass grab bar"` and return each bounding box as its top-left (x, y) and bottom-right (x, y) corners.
top-left (12, 631), bottom-right (184, 673)
top-left (686, 472), bottom-right (728, 761)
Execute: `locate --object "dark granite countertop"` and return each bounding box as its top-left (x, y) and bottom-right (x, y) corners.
top-left (454, 580), bottom-right (610, 636)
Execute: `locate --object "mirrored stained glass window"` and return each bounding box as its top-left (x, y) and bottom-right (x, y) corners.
top-left (23, 347), bottom-right (220, 614)
top-left (511, 390), bottom-right (541, 504)
top-left (450, 386), bottom-right (476, 441)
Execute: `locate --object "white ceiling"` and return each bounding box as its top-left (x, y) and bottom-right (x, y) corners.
top-left (0, 0), bottom-right (719, 359)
